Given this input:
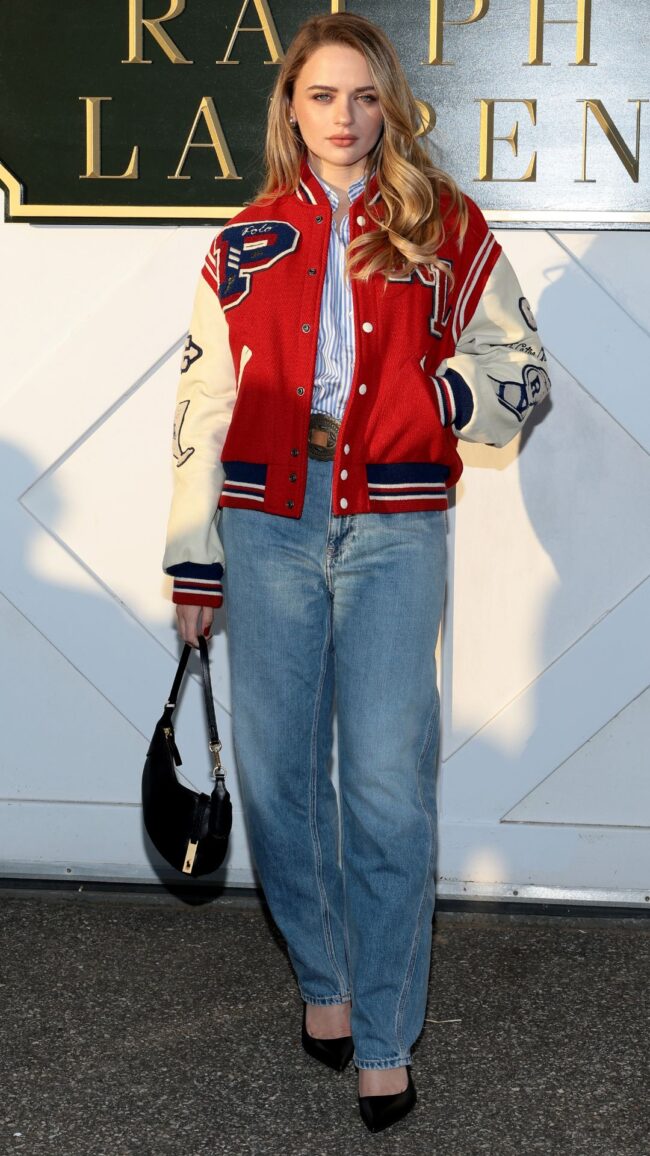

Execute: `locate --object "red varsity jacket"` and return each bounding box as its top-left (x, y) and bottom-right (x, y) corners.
top-left (163, 157), bottom-right (550, 607)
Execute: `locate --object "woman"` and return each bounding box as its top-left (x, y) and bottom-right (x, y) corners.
top-left (163, 12), bottom-right (549, 1134)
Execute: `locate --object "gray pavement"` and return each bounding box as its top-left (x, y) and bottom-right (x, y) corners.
top-left (1, 889), bottom-right (648, 1156)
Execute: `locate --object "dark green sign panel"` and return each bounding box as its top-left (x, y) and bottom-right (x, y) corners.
top-left (0, 0), bottom-right (648, 227)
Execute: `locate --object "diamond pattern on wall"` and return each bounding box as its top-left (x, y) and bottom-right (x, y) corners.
top-left (502, 688), bottom-right (650, 828)
top-left (1, 202), bottom-right (649, 892)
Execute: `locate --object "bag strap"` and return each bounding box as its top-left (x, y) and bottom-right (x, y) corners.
top-left (198, 635), bottom-right (219, 748)
top-left (166, 644), bottom-right (192, 712)
top-left (163, 638), bottom-right (224, 778)
top-left (198, 635), bottom-right (224, 779)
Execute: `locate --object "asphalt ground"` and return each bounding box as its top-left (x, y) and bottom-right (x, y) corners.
top-left (1, 889), bottom-right (648, 1156)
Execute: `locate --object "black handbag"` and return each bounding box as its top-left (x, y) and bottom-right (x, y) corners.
top-left (142, 635), bottom-right (232, 877)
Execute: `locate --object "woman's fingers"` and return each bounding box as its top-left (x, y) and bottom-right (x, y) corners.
top-left (176, 604), bottom-right (201, 647)
top-left (201, 606), bottom-right (215, 640)
top-left (176, 604), bottom-right (214, 647)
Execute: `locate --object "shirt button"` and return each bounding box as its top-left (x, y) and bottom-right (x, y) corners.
top-left (302, 323), bottom-right (311, 333)
top-left (308, 268), bottom-right (317, 276)
top-left (340, 469), bottom-right (348, 480)
top-left (340, 497), bottom-right (349, 510)
top-left (362, 322), bottom-right (373, 333)
top-left (296, 386), bottom-right (305, 396)
top-left (289, 473), bottom-right (297, 482)
top-left (286, 500), bottom-right (295, 509)
top-left (356, 215), bottom-right (366, 226)
top-left (358, 383), bottom-right (367, 395)
top-left (343, 443), bottom-right (350, 455)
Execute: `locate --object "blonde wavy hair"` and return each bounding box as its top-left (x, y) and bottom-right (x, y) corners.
top-left (256, 12), bottom-right (468, 282)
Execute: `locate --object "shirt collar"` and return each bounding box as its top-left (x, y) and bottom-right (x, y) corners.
top-left (307, 162), bottom-right (368, 212)
top-left (298, 154), bottom-right (380, 209)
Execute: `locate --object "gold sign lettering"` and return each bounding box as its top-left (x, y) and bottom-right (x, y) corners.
top-left (170, 96), bottom-right (241, 180)
top-left (527, 0), bottom-right (593, 66)
top-left (122, 0), bottom-right (192, 65)
top-left (218, 0), bottom-right (284, 65)
top-left (477, 99), bottom-right (537, 182)
top-left (331, 0), bottom-right (346, 9)
top-left (578, 99), bottom-right (647, 183)
top-left (428, 0), bottom-right (489, 66)
top-left (79, 97), bottom-right (139, 179)
top-left (415, 101), bottom-right (436, 137)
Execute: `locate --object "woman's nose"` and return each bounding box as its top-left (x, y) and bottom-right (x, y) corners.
top-left (334, 101), bottom-right (354, 125)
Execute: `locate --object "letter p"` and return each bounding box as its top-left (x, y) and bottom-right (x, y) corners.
top-left (429, 0), bottom-right (490, 65)
top-left (217, 222), bottom-right (300, 310)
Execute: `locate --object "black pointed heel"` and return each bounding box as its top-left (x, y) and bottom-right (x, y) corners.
top-left (358, 1067), bottom-right (417, 1133)
top-left (301, 1004), bottom-right (354, 1072)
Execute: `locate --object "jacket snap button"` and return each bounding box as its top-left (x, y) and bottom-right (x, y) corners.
top-left (340, 469), bottom-right (348, 480)
top-left (340, 498), bottom-right (348, 510)
top-left (289, 473), bottom-right (297, 482)
top-left (302, 323), bottom-right (311, 333)
top-left (356, 215), bottom-right (366, 226)
top-left (362, 322), bottom-right (373, 333)
top-left (291, 448), bottom-right (300, 457)
top-left (315, 214), bottom-right (324, 223)
top-left (308, 267), bottom-right (317, 276)
top-left (343, 443), bottom-right (350, 455)
top-left (296, 386), bottom-right (305, 396)
top-left (358, 383), bottom-right (367, 395)
top-left (286, 500), bottom-right (295, 509)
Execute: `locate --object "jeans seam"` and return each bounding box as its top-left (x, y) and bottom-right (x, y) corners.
top-left (325, 472), bottom-right (354, 994)
top-left (339, 819), bottom-right (353, 994)
top-left (394, 694), bottom-right (439, 1053)
top-left (309, 600), bottom-right (348, 996)
top-left (325, 490), bottom-right (335, 594)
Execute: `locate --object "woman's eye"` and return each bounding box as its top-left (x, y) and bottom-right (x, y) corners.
top-left (311, 93), bottom-right (378, 104)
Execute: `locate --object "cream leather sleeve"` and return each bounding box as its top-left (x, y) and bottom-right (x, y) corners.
top-left (435, 251), bottom-right (551, 448)
top-left (162, 272), bottom-right (237, 605)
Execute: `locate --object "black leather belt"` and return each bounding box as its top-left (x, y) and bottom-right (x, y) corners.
top-left (307, 412), bottom-right (341, 461)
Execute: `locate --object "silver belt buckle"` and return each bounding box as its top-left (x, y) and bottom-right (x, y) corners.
top-left (307, 412), bottom-right (340, 461)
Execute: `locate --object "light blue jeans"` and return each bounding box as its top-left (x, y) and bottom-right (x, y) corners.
top-left (220, 457), bottom-right (447, 1069)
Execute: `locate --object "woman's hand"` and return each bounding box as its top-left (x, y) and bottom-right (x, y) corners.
top-left (176, 604), bottom-right (214, 648)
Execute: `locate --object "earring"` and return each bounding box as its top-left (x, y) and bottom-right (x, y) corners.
top-left (289, 118), bottom-right (297, 126)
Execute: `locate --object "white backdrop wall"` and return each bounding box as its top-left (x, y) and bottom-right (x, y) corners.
top-left (1, 191), bottom-right (648, 904)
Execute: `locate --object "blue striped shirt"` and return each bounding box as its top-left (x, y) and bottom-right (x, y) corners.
top-left (310, 165), bottom-right (368, 421)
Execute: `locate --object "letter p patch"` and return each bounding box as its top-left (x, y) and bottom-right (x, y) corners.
top-left (216, 221), bottom-right (300, 310)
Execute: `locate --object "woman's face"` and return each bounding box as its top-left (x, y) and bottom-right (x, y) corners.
top-left (290, 44), bottom-right (384, 184)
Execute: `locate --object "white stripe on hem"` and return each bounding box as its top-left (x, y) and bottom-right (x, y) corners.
top-left (368, 481), bottom-right (446, 490)
top-left (174, 576), bottom-right (222, 582)
top-left (223, 481), bottom-right (265, 491)
top-left (222, 492), bottom-right (265, 503)
top-left (369, 494), bottom-right (447, 502)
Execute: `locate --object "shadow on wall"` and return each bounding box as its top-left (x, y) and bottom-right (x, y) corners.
top-left (0, 437), bottom-right (234, 894)
top-left (438, 231), bottom-right (650, 888)
top-left (2, 228), bottom-right (648, 893)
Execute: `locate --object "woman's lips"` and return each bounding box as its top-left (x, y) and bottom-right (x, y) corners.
top-left (329, 137), bottom-right (357, 146)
